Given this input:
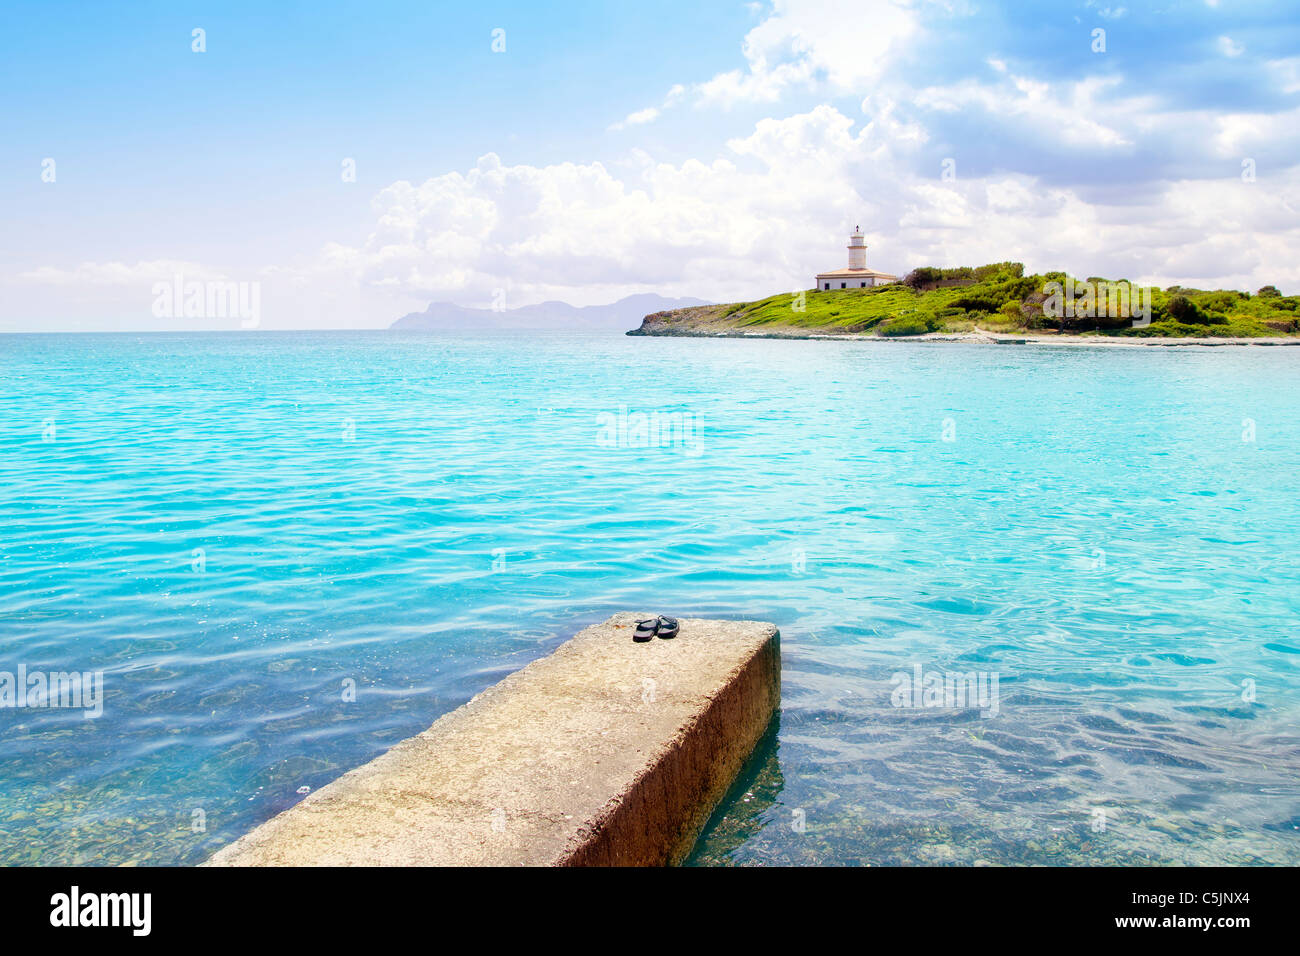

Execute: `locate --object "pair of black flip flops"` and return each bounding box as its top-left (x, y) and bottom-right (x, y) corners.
top-left (633, 615), bottom-right (679, 642)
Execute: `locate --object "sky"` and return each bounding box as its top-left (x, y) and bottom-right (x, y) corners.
top-left (2, 0), bottom-right (1299, 331)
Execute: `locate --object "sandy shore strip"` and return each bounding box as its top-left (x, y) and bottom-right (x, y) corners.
top-left (634, 327), bottom-right (1300, 347)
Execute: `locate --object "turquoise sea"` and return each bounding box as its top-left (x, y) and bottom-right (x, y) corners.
top-left (1, 330), bottom-right (1298, 866)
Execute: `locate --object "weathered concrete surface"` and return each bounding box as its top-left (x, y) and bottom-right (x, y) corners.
top-left (206, 614), bottom-right (780, 867)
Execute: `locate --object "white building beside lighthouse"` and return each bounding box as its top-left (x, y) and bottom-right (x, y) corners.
top-left (815, 226), bottom-right (897, 290)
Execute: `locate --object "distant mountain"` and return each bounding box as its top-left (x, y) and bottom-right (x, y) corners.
top-left (389, 293), bottom-right (711, 332)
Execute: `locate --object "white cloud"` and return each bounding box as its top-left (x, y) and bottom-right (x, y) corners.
top-left (319, 105), bottom-right (1300, 309)
top-left (308, 1), bottom-right (1300, 306)
top-left (1268, 56), bottom-right (1300, 93)
top-left (18, 259), bottom-right (226, 286)
top-left (329, 110), bottom-right (884, 306)
top-left (662, 0), bottom-right (924, 109)
top-left (914, 72), bottom-right (1144, 149)
top-left (1218, 35), bottom-right (1245, 57)
top-left (607, 84), bottom-right (685, 130)
top-left (1211, 106), bottom-right (1300, 157)
top-left (609, 106), bottom-right (661, 130)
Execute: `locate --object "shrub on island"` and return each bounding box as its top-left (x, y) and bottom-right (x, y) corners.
top-left (878, 313), bottom-right (941, 336)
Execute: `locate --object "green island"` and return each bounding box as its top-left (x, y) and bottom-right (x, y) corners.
top-left (628, 263), bottom-right (1300, 340)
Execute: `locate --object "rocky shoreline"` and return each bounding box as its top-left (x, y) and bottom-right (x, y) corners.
top-left (627, 309), bottom-right (1300, 347)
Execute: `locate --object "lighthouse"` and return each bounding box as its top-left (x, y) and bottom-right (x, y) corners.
top-left (847, 226), bottom-right (867, 270)
top-left (815, 226), bottom-right (897, 291)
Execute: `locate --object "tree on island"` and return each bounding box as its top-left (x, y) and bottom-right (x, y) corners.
top-left (1165, 294), bottom-right (1200, 323)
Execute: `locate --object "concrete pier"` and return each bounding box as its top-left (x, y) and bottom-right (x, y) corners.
top-left (206, 613), bottom-right (780, 866)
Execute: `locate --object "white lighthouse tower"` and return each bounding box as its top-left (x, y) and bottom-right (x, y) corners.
top-left (815, 225), bottom-right (897, 291)
top-left (847, 225), bottom-right (868, 270)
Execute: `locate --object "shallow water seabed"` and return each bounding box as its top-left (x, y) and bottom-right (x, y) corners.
top-left (688, 675), bottom-right (1299, 866)
top-left (0, 330), bottom-right (1297, 865)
